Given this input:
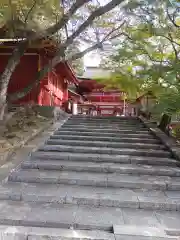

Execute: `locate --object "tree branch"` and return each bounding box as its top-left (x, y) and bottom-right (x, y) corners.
top-left (0, 0), bottom-right (89, 77)
top-left (168, 32), bottom-right (179, 61)
top-left (158, 34), bottom-right (180, 47)
top-left (61, 0), bottom-right (69, 39)
top-left (24, 0), bottom-right (37, 24)
top-left (70, 44), bottom-right (100, 61)
top-left (8, 0), bottom-right (127, 102)
top-left (63, 0), bottom-right (126, 49)
top-left (166, 6), bottom-right (180, 28)
top-left (8, 0), bottom-right (16, 37)
top-left (31, 0), bottom-right (91, 40)
top-left (0, 0), bottom-right (89, 105)
top-left (102, 21), bottom-right (126, 41)
top-left (68, 28), bottom-right (126, 62)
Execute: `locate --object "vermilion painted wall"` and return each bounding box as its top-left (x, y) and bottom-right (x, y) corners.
top-left (38, 55), bottom-right (68, 106)
top-left (0, 53), bottom-right (39, 104)
top-left (0, 51), bottom-right (71, 106)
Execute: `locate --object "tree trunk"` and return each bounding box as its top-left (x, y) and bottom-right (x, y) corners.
top-left (0, 73), bottom-right (10, 120)
top-left (0, 43), bottom-right (28, 120)
top-left (0, 73), bottom-right (12, 120)
top-left (0, 94), bottom-right (6, 121)
top-left (158, 114), bottom-right (171, 132)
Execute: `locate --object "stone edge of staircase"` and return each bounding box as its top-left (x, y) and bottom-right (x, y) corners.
top-left (139, 116), bottom-right (180, 163)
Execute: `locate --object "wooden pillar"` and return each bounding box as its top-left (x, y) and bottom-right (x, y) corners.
top-left (38, 54), bottom-right (41, 71)
top-left (123, 98), bottom-right (126, 116)
top-left (72, 102), bottom-right (78, 115)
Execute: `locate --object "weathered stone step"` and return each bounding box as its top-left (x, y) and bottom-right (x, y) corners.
top-left (62, 126), bottom-right (147, 131)
top-left (8, 169), bottom-right (180, 190)
top-left (22, 159), bottom-right (180, 177)
top-left (70, 116), bottom-right (138, 121)
top-left (31, 151), bottom-right (179, 167)
top-left (0, 226), bottom-right (114, 240)
top-left (1, 182), bottom-right (180, 211)
top-left (70, 115), bottom-right (138, 120)
top-left (55, 130), bottom-right (153, 138)
top-left (66, 119), bottom-right (141, 124)
top-left (67, 121), bottom-right (140, 125)
top-left (67, 121), bottom-right (139, 125)
top-left (46, 139), bottom-right (164, 150)
top-left (1, 200), bottom-right (180, 232)
top-left (63, 122), bottom-right (144, 127)
top-left (60, 127), bottom-right (149, 133)
top-left (67, 120), bottom-right (139, 124)
top-left (38, 144), bottom-right (171, 157)
top-left (113, 225), bottom-right (179, 240)
top-left (50, 134), bottom-right (159, 144)
top-left (62, 125), bottom-right (145, 130)
top-left (0, 199), bottom-right (180, 235)
top-left (0, 200), bottom-right (124, 231)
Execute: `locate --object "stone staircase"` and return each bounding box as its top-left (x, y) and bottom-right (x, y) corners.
top-left (1, 116), bottom-right (180, 239)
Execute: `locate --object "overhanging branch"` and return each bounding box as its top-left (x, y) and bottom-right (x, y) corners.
top-left (8, 0), bottom-right (127, 102)
top-left (0, 0), bottom-right (89, 99)
top-left (166, 6), bottom-right (180, 28)
top-left (63, 0), bottom-right (126, 48)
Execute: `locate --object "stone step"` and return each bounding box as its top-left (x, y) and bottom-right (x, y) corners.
top-left (60, 127), bottom-right (149, 133)
top-left (67, 121), bottom-right (140, 125)
top-left (62, 125), bottom-right (146, 130)
top-left (38, 144), bottom-right (171, 157)
top-left (0, 200), bottom-right (123, 231)
top-left (113, 225), bottom-right (179, 240)
top-left (63, 122), bottom-right (144, 127)
top-left (1, 182), bottom-right (180, 211)
top-left (56, 130), bottom-right (154, 139)
top-left (8, 169), bottom-right (180, 190)
top-left (0, 226), bottom-right (114, 240)
top-left (71, 115), bottom-right (137, 118)
top-left (31, 151), bottom-right (179, 167)
top-left (50, 134), bottom-right (160, 144)
top-left (0, 201), bottom-right (179, 236)
top-left (65, 120), bottom-right (141, 124)
top-left (22, 159), bottom-right (180, 177)
top-left (61, 127), bottom-right (147, 132)
top-left (70, 116), bottom-right (138, 121)
top-left (72, 122), bottom-right (141, 125)
top-left (46, 139), bottom-right (165, 150)
top-left (1, 200), bottom-right (180, 232)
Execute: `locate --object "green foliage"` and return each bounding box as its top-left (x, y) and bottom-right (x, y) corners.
top-left (0, 0), bottom-right (62, 36)
top-left (154, 89), bottom-right (180, 115)
top-left (99, 0), bottom-right (180, 117)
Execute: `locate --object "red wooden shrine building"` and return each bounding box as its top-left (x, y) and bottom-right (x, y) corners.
top-left (0, 40), bottom-right (135, 116)
top-left (76, 77), bottom-right (134, 116)
top-left (0, 38), bottom-right (80, 107)
top-left (0, 23), bottom-right (135, 116)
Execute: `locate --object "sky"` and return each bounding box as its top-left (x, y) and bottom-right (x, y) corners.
top-left (81, 42), bottom-right (101, 67)
top-left (84, 51), bottom-right (101, 67)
